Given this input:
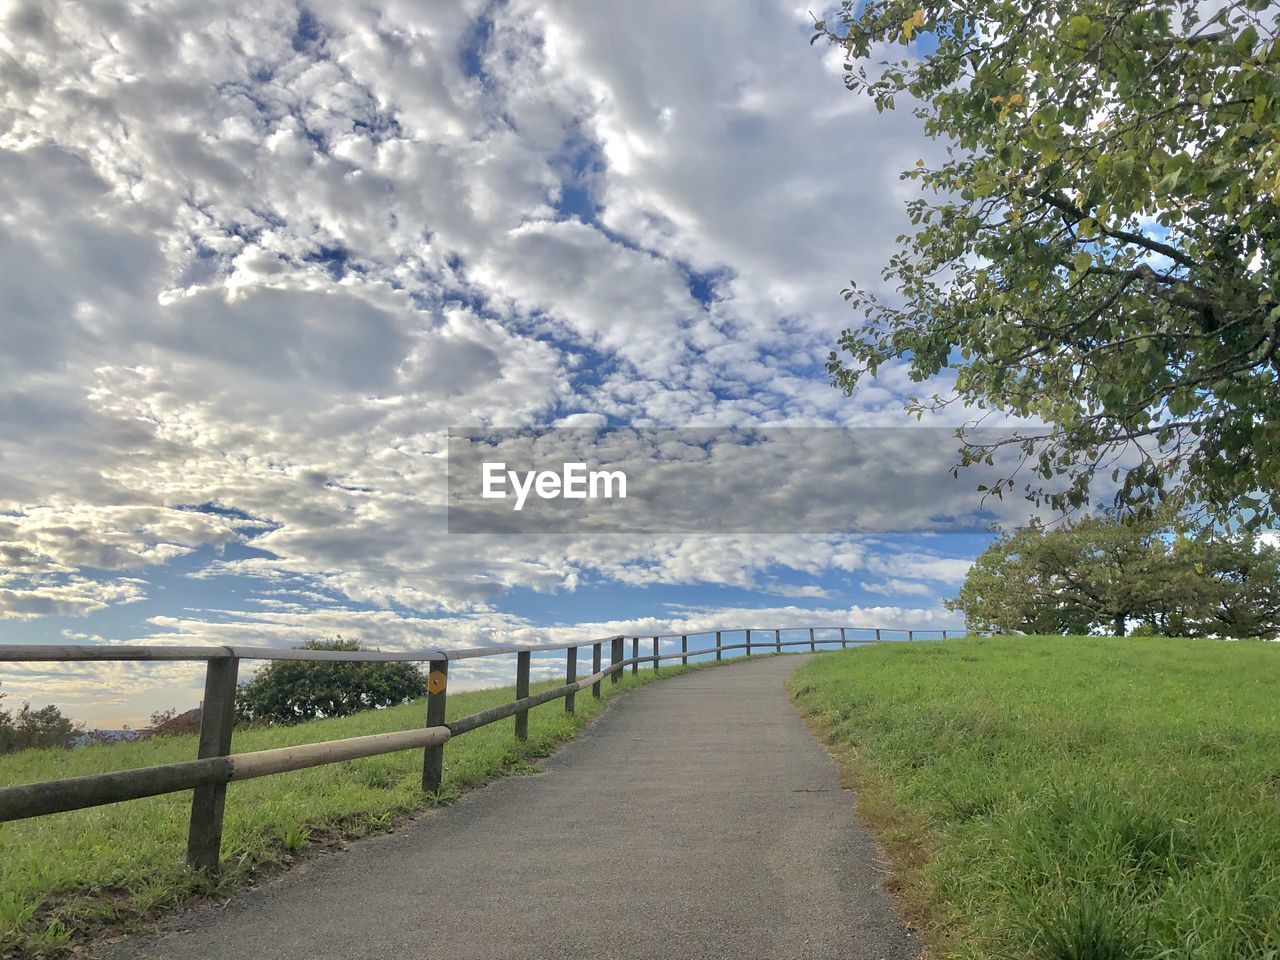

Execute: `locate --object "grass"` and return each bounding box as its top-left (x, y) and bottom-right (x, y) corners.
top-left (0, 660), bottom-right (714, 957)
top-left (788, 635), bottom-right (1280, 960)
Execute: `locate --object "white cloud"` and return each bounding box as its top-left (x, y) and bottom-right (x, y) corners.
top-left (0, 0), bottom-right (993, 722)
top-left (866, 552), bottom-right (974, 584)
top-left (0, 574), bottom-right (146, 620)
top-left (860, 578), bottom-right (936, 598)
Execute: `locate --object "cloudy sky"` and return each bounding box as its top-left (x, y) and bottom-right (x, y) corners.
top-left (0, 0), bottom-right (994, 726)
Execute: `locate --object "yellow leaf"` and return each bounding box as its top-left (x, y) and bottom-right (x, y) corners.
top-left (903, 8), bottom-right (925, 40)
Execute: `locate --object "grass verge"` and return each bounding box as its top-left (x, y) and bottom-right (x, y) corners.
top-left (1, 658), bottom-right (716, 957)
top-left (788, 635), bottom-right (1280, 960)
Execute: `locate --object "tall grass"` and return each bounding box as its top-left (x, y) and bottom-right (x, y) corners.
top-left (789, 636), bottom-right (1280, 960)
top-left (0, 662), bottom-right (708, 957)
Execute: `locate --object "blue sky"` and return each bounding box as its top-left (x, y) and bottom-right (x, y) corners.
top-left (0, 0), bottom-right (997, 726)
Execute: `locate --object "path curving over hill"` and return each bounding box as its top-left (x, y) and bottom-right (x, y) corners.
top-left (105, 655), bottom-right (918, 960)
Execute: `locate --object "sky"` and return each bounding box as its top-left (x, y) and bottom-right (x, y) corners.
top-left (0, 0), bottom-right (998, 727)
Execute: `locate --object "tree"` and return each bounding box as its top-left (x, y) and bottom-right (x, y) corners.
top-left (816, 1), bottom-right (1280, 527)
top-left (234, 637), bottom-right (427, 725)
top-left (948, 514), bottom-right (1280, 636)
top-left (0, 685), bottom-right (79, 754)
top-left (1179, 533), bottom-right (1280, 637)
top-left (946, 526), bottom-right (1096, 634)
top-left (948, 513), bottom-right (1175, 635)
top-left (147, 707), bottom-right (203, 737)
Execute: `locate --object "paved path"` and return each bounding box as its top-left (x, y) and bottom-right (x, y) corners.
top-left (107, 656), bottom-right (918, 960)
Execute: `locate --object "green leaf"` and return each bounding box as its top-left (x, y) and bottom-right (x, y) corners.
top-left (819, 0), bottom-right (1280, 530)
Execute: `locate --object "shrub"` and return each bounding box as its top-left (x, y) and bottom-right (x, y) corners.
top-left (234, 637), bottom-right (426, 725)
top-left (0, 685), bottom-right (79, 754)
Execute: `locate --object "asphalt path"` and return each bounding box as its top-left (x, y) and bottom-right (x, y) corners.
top-left (105, 654), bottom-right (919, 960)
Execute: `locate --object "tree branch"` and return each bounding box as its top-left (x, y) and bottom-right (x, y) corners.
top-left (1040, 192), bottom-right (1200, 269)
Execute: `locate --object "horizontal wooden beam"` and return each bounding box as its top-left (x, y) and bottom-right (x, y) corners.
top-left (0, 637), bottom-right (631, 664)
top-left (231, 727), bottom-right (451, 781)
top-left (0, 727), bottom-right (452, 823)
top-left (0, 758), bottom-right (232, 821)
top-left (0, 644), bottom-right (239, 662)
top-left (0, 629), bottom-right (957, 663)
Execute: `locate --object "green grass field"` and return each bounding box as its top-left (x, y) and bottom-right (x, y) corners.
top-left (0, 661), bottom-right (708, 957)
top-left (789, 636), bottom-right (1280, 960)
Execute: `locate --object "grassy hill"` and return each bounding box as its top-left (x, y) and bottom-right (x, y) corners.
top-left (789, 635), bottom-right (1280, 960)
top-left (0, 662), bottom-right (704, 957)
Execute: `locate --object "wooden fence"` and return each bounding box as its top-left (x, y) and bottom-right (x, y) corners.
top-left (0, 625), bottom-right (955, 871)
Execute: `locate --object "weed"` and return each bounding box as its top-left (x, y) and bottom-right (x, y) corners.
top-left (278, 823), bottom-right (312, 852)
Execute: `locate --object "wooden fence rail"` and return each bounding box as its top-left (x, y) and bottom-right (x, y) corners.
top-left (0, 625), bottom-right (957, 871)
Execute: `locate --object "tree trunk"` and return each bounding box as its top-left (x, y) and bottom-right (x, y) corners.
top-left (1113, 613), bottom-right (1127, 637)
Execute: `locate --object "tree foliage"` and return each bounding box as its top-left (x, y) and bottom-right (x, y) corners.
top-left (146, 707), bottom-right (203, 738)
top-left (0, 684), bottom-right (79, 754)
top-left (234, 637), bottom-right (427, 726)
top-left (1175, 533), bottom-right (1280, 637)
top-left (817, 0), bottom-right (1280, 527)
top-left (947, 513), bottom-right (1280, 636)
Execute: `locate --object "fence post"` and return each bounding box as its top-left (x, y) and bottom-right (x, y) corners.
top-left (942, 630), bottom-right (948, 640)
top-left (631, 636), bottom-right (639, 675)
top-left (592, 642), bottom-right (602, 697)
top-left (908, 630), bottom-right (914, 641)
top-left (652, 636), bottom-right (659, 671)
top-left (875, 628), bottom-right (881, 642)
top-left (681, 635), bottom-right (687, 665)
top-left (422, 659), bottom-right (449, 792)
top-left (565, 647), bottom-right (577, 714)
top-left (773, 628), bottom-right (780, 653)
top-left (715, 630), bottom-right (722, 661)
top-left (611, 636), bottom-right (622, 685)
top-left (746, 629), bottom-right (752, 656)
top-left (187, 657), bottom-right (239, 872)
top-left (515, 650), bottom-right (531, 741)
top-left (809, 627), bottom-right (816, 652)
top-left (840, 627), bottom-right (847, 649)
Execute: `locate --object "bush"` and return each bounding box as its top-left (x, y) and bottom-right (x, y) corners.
top-left (0, 684), bottom-right (79, 754)
top-left (146, 707), bottom-right (203, 737)
top-left (234, 637), bottom-right (426, 726)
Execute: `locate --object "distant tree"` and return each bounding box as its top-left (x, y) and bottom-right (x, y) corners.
top-left (949, 515), bottom-right (1280, 637)
top-left (0, 685), bottom-right (79, 754)
top-left (1179, 534), bottom-right (1280, 638)
top-left (816, 0), bottom-right (1280, 528)
top-left (146, 707), bottom-right (203, 737)
top-left (944, 527), bottom-right (1094, 635)
top-left (234, 637), bottom-right (427, 725)
top-left (149, 707), bottom-right (178, 731)
top-left (948, 513), bottom-right (1174, 636)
